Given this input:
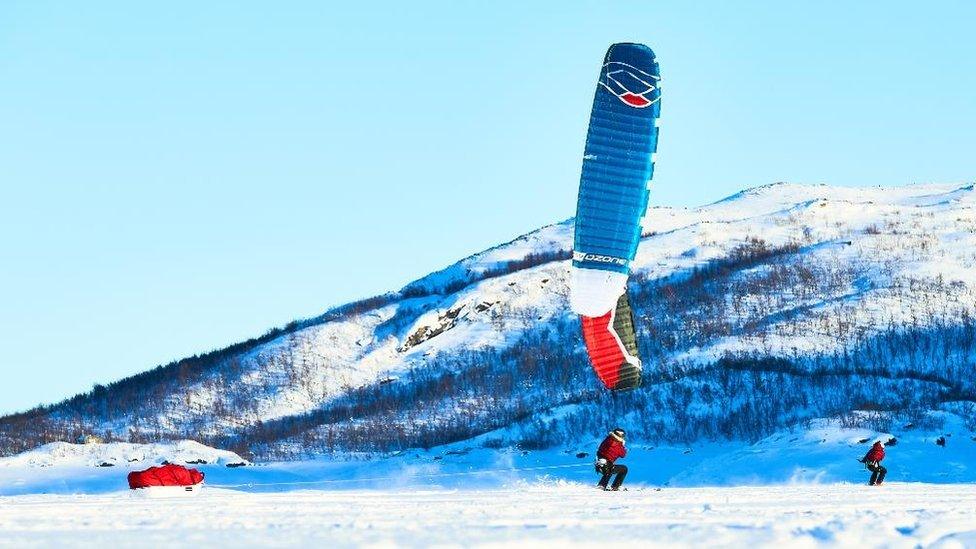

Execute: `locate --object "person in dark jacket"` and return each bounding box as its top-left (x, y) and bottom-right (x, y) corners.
top-left (859, 440), bottom-right (887, 486)
top-left (596, 428), bottom-right (628, 490)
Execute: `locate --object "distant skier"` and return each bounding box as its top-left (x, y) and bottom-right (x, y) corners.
top-left (859, 440), bottom-right (887, 486)
top-left (595, 428), bottom-right (628, 491)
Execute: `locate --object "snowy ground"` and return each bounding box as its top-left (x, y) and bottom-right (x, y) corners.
top-left (3, 421), bottom-right (975, 547)
top-left (5, 416), bottom-right (975, 496)
top-left (2, 484), bottom-right (976, 548)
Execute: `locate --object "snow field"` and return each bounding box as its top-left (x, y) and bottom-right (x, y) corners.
top-left (2, 484), bottom-right (976, 548)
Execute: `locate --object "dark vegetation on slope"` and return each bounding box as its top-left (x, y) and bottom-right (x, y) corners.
top-left (226, 318), bottom-right (976, 459)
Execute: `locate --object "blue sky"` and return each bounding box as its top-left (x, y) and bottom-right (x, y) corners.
top-left (1, 1), bottom-right (973, 414)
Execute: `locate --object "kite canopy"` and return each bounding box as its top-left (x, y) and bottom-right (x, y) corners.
top-left (571, 43), bottom-right (661, 391)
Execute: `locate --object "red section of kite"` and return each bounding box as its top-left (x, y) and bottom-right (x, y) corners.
top-left (619, 92), bottom-right (651, 107)
top-left (580, 312), bottom-right (627, 390)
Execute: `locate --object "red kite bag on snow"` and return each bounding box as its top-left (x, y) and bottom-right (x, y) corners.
top-left (128, 463), bottom-right (204, 489)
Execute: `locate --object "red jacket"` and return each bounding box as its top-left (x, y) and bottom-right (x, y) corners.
top-left (864, 442), bottom-right (885, 463)
top-left (597, 435), bottom-right (627, 464)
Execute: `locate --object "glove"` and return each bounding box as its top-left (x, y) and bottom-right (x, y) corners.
top-left (595, 458), bottom-right (608, 474)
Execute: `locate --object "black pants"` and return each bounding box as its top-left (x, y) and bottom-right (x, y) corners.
top-left (866, 462), bottom-right (887, 485)
top-left (598, 464), bottom-right (628, 489)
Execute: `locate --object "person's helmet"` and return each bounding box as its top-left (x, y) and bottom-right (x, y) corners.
top-left (610, 428), bottom-right (625, 441)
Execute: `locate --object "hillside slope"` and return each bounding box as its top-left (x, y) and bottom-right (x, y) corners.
top-left (2, 182), bottom-right (975, 459)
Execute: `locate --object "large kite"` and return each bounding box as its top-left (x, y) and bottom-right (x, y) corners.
top-left (570, 43), bottom-right (661, 391)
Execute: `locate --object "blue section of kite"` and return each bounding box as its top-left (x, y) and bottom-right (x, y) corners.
top-left (572, 43), bottom-right (661, 274)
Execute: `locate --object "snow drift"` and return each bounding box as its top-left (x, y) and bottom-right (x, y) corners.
top-left (0, 440), bottom-right (247, 469)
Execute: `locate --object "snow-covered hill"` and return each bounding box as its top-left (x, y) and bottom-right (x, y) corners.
top-left (0, 440), bottom-right (247, 469)
top-left (2, 182), bottom-right (975, 463)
